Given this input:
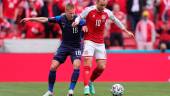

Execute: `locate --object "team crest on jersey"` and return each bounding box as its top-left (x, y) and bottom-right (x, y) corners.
top-left (61, 22), bottom-right (65, 28)
top-left (102, 15), bottom-right (106, 20)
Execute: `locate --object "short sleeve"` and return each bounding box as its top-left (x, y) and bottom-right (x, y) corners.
top-left (79, 19), bottom-right (86, 26)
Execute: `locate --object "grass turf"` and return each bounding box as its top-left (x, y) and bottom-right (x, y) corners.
top-left (0, 82), bottom-right (170, 96)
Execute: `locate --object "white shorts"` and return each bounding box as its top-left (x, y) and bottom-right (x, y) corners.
top-left (82, 40), bottom-right (107, 59)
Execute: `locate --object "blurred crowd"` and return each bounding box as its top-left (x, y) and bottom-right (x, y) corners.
top-left (1, 0), bottom-right (170, 51)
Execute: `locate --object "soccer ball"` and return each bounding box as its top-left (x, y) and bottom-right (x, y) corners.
top-left (110, 84), bottom-right (124, 96)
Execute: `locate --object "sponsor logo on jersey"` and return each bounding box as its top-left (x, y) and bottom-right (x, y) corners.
top-left (102, 15), bottom-right (106, 22)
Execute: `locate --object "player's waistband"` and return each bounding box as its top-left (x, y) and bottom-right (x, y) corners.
top-left (84, 40), bottom-right (104, 45)
top-left (61, 41), bottom-right (82, 47)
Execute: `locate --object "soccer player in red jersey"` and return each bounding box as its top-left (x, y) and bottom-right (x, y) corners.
top-left (72, 0), bottom-right (134, 95)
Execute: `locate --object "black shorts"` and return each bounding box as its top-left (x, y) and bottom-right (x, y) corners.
top-left (53, 42), bottom-right (82, 64)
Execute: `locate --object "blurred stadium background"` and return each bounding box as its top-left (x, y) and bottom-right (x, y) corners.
top-left (0, 0), bottom-right (170, 96)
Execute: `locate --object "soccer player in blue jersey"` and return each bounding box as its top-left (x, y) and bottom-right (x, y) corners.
top-left (21, 3), bottom-right (85, 96)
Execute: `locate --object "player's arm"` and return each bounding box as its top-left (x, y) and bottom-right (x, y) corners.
top-left (79, 19), bottom-right (86, 26)
top-left (79, 18), bottom-right (88, 33)
top-left (48, 16), bottom-right (61, 23)
top-left (108, 10), bottom-right (134, 38)
top-left (20, 16), bottom-right (61, 24)
top-left (20, 17), bottom-right (48, 23)
top-left (79, 19), bottom-right (88, 32)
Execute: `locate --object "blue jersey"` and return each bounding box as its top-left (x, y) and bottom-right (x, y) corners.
top-left (48, 15), bottom-right (85, 47)
top-left (48, 14), bottom-right (85, 64)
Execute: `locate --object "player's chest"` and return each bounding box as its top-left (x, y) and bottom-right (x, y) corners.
top-left (60, 20), bottom-right (73, 28)
top-left (88, 11), bottom-right (108, 24)
top-left (61, 23), bottom-right (80, 34)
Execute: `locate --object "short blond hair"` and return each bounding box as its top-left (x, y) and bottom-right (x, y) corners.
top-left (65, 3), bottom-right (75, 11)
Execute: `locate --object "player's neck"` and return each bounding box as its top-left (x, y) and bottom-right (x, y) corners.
top-left (96, 8), bottom-right (104, 12)
top-left (66, 16), bottom-right (73, 21)
top-left (96, 6), bottom-right (104, 12)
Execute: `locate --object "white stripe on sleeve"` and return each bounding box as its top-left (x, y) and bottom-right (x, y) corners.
top-left (80, 5), bottom-right (96, 18)
top-left (104, 9), bottom-right (125, 30)
top-left (75, 6), bottom-right (96, 24)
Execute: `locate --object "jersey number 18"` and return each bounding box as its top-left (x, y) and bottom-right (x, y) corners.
top-left (75, 50), bottom-right (81, 56)
top-left (73, 27), bottom-right (78, 34)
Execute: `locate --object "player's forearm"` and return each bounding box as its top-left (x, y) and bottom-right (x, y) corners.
top-left (113, 17), bottom-right (126, 30)
top-left (114, 19), bottom-right (129, 34)
top-left (110, 14), bottom-right (126, 31)
top-left (29, 17), bottom-right (48, 23)
top-left (122, 28), bottom-right (129, 33)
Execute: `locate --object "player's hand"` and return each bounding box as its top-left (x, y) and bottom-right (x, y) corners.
top-left (72, 21), bottom-right (79, 27)
top-left (126, 31), bottom-right (134, 38)
top-left (123, 29), bottom-right (134, 38)
top-left (20, 18), bottom-right (30, 23)
top-left (82, 26), bottom-right (88, 32)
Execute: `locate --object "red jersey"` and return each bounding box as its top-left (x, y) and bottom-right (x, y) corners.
top-left (110, 11), bottom-right (126, 33)
top-left (77, 6), bottom-right (125, 43)
top-left (159, 0), bottom-right (170, 20)
top-left (25, 21), bottom-right (45, 38)
top-left (2, 0), bottom-right (19, 19)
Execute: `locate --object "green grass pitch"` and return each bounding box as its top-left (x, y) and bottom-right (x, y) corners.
top-left (0, 82), bottom-right (170, 96)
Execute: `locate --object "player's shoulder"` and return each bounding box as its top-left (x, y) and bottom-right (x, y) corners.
top-left (56, 14), bottom-right (67, 22)
top-left (89, 5), bottom-right (96, 9)
top-left (104, 8), bottom-right (113, 15)
top-left (55, 13), bottom-right (66, 18)
top-left (84, 5), bottom-right (96, 12)
top-left (58, 14), bottom-right (66, 19)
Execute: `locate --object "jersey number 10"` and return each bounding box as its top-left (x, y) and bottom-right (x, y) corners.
top-left (96, 20), bottom-right (101, 27)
